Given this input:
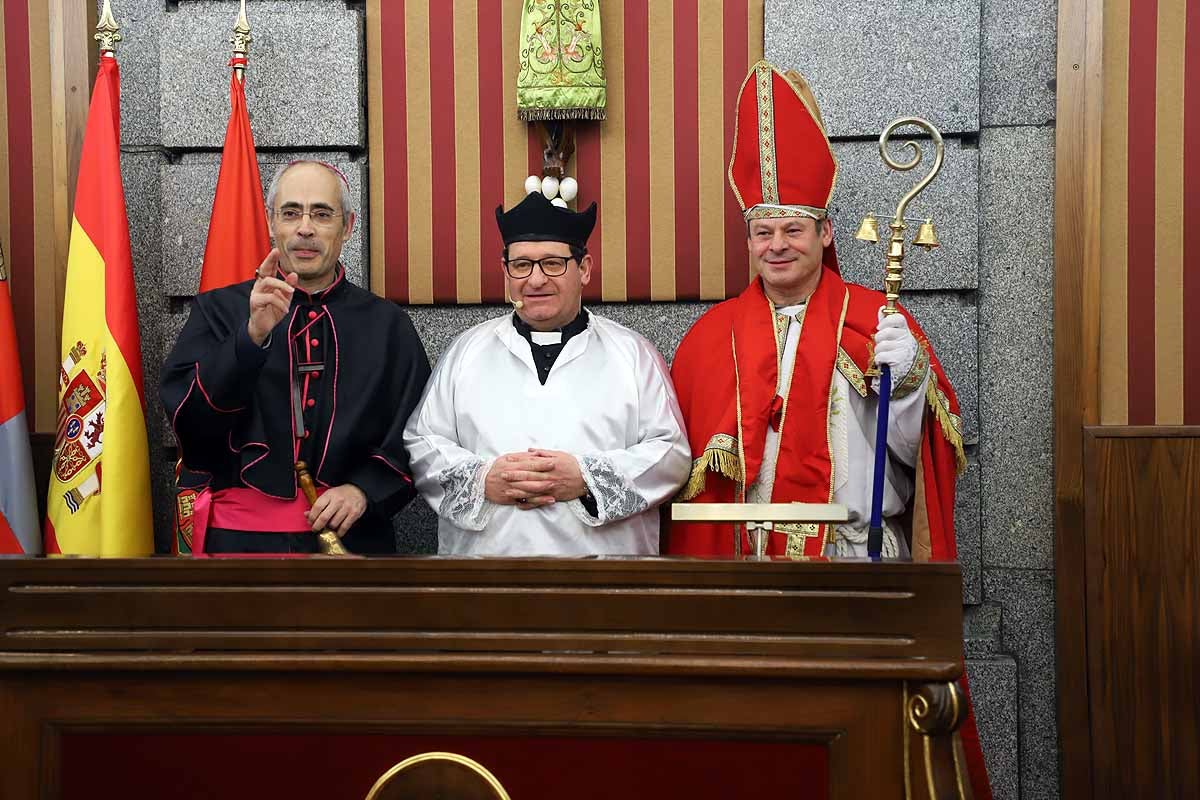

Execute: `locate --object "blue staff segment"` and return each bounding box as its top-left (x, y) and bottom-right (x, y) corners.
top-left (867, 363), bottom-right (891, 559)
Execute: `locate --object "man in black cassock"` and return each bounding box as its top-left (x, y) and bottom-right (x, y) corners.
top-left (161, 160), bottom-right (430, 554)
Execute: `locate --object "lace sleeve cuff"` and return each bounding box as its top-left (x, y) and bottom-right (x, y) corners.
top-left (569, 454), bottom-right (649, 527)
top-left (436, 456), bottom-right (496, 531)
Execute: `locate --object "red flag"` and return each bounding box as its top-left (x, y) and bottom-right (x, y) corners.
top-left (0, 249), bottom-right (39, 554)
top-left (175, 62), bottom-right (269, 555)
top-left (200, 63), bottom-right (270, 291)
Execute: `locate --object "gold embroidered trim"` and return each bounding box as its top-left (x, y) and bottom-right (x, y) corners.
top-left (676, 433), bottom-right (743, 501)
top-left (837, 347), bottom-right (868, 397)
top-left (744, 204), bottom-right (826, 221)
top-left (926, 373), bottom-right (967, 475)
top-left (755, 62), bottom-right (779, 204)
top-left (773, 312), bottom-right (789, 358)
top-left (892, 343), bottom-right (931, 400)
top-left (781, 523), bottom-right (825, 557)
top-left (732, 328), bottom-right (748, 557)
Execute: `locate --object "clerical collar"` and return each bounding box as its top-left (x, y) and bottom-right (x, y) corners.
top-left (775, 302), bottom-right (806, 319)
top-left (512, 308), bottom-right (589, 343)
top-left (512, 308), bottom-right (590, 384)
top-left (293, 262), bottom-right (347, 304)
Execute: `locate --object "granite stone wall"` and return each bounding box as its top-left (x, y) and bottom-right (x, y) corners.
top-left (117, 1), bottom-right (1058, 797)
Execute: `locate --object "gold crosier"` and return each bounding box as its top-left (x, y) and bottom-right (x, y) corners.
top-left (855, 117), bottom-right (944, 379)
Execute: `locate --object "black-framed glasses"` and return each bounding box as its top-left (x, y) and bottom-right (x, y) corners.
top-left (503, 255), bottom-right (578, 278)
top-left (273, 207), bottom-right (344, 228)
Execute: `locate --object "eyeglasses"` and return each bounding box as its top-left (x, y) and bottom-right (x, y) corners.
top-left (273, 207), bottom-right (344, 228)
top-left (503, 255), bottom-right (579, 278)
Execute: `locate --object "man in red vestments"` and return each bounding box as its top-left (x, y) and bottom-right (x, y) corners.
top-left (667, 61), bottom-right (992, 799)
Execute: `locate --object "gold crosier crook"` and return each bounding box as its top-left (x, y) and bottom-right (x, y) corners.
top-left (856, 117), bottom-right (945, 329)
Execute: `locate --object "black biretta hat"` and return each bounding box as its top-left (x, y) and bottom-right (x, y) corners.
top-left (495, 191), bottom-right (597, 249)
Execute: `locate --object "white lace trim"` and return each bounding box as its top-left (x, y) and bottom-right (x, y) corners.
top-left (437, 457), bottom-right (496, 531)
top-left (576, 454), bottom-right (648, 525)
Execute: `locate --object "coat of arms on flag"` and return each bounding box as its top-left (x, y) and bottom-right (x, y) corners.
top-left (54, 352), bottom-right (106, 489)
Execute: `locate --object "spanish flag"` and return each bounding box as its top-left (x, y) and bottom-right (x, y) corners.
top-left (174, 60), bottom-right (270, 555)
top-left (44, 53), bottom-right (153, 555)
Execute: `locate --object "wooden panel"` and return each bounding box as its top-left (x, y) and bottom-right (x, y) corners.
top-left (0, 559), bottom-right (963, 679)
top-left (0, 559), bottom-right (966, 800)
top-left (1054, 0), bottom-right (1104, 795)
top-left (1083, 427), bottom-right (1200, 799)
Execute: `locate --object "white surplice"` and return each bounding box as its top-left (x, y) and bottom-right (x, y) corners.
top-left (403, 313), bottom-right (691, 555)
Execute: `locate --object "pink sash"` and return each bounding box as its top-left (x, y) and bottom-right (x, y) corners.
top-left (190, 487), bottom-right (324, 558)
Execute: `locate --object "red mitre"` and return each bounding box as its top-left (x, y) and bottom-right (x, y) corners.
top-left (728, 61), bottom-right (840, 270)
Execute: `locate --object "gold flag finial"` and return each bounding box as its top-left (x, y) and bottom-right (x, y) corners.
top-left (231, 0), bottom-right (252, 82)
top-left (95, 0), bottom-right (122, 53)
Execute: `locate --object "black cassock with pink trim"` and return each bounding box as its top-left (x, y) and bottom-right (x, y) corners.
top-left (161, 265), bottom-right (431, 554)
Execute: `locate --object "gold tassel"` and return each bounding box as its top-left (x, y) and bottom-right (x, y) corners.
top-left (926, 379), bottom-right (968, 475)
top-left (675, 448), bottom-right (743, 501)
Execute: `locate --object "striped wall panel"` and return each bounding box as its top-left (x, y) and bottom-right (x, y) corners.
top-left (1, 0), bottom-right (81, 433)
top-left (1100, 0), bottom-right (1200, 424)
top-left (367, 0), bottom-right (765, 304)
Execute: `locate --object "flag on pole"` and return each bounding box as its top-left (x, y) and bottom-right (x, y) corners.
top-left (174, 59), bottom-right (270, 554)
top-left (199, 62), bottom-right (270, 292)
top-left (44, 54), bottom-right (153, 555)
top-left (0, 246), bottom-right (40, 555)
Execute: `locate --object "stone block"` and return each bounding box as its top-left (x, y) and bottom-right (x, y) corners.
top-left (161, 153), bottom-right (367, 297)
top-left (394, 495), bottom-right (438, 555)
top-left (107, 0), bottom-right (163, 146)
top-left (956, 452), bottom-right (982, 604)
top-left (123, 152), bottom-right (170, 461)
top-left (159, 300), bottom-right (192, 448)
top-left (764, 0), bottom-right (980, 136)
top-left (593, 302), bottom-right (713, 364)
top-left (405, 305), bottom-right (515, 364)
top-left (978, 126), bottom-right (1054, 570)
top-left (830, 138), bottom-right (979, 292)
top-left (162, 1), bottom-right (363, 149)
top-left (984, 569), bottom-right (1057, 800)
top-left (965, 656), bottom-right (1020, 800)
top-left (899, 293), bottom-right (978, 443)
top-left (963, 602), bottom-right (1002, 658)
top-left (982, 0), bottom-right (1058, 126)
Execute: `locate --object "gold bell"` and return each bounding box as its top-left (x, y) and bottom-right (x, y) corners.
top-left (854, 215), bottom-right (880, 243)
top-left (914, 219), bottom-right (940, 250)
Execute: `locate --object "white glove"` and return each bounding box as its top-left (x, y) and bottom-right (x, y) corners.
top-left (871, 306), bottom-right (920, 393)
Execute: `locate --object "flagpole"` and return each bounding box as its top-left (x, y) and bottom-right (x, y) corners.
top-left (231, 0), bottom-right (252, 85)
top-left (94, 0), bottom-right (121, 55)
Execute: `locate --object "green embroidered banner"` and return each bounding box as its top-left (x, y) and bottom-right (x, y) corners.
top-left (517, 0), bottom-right (606, 120)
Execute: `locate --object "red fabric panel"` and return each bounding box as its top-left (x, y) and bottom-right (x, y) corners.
top-left (623, 2), bottom-right (651, 301)
top-left (575, 122), bottom-right (603, 302)
top-left (380, 3), bottom-right (410, 302)
top-left (60, 732), bottom-right (829, 800)
top-left (722, 2), bottom-right (749, 298)
top-left (1185, 0), bottom-right (1200, 423)
top-left (429, 10), bottom-right (458, 304)
top-left (673, 2), bottom-right (700, 300)
top-left (1126, 0), bottom-right (1158, 424)
top-left (477, 0), bottom-right (506, 303)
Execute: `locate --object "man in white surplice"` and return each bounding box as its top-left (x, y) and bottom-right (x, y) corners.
top-left (403, 192), bottom-right (690, 555)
